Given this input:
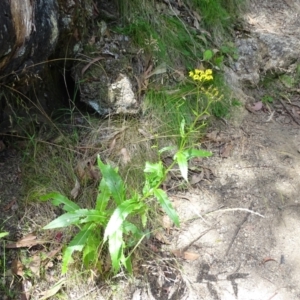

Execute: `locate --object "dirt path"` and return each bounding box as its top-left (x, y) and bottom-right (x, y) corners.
top-left (167, 1), bottom-right (300, 299)
top-left (171, 111), bottom-right (300, 299)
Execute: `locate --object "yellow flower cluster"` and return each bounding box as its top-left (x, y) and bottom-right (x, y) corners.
top-left (189, 69), bottom-right (213, 82)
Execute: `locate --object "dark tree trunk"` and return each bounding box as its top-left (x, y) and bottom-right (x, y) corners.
top-left (0, 0), bottom-right (85, 132)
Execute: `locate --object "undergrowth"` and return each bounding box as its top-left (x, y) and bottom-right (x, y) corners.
top-left (0, 0), bottom-right (245, 296)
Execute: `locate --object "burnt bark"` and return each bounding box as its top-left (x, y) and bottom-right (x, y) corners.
top-left (0, 0), bottom-right (85, 132)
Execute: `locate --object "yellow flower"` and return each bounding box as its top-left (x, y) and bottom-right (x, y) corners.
top-left (189, 71), bottom-right (194, 77)
top-left (195, 69), bottom-right (201, 75)
top-left (205, 69), bottom-right (213, 75)
top-left (193, 74), bottom-right (200, 80)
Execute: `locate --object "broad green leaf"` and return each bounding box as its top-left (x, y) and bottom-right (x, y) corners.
top-left (40, 192), bottom-right (80, 212)
top-left (174, 151), bottom-right (188, 182)
top-left (183, 148), bottom-right (212, 160)
top-left (97, 156), bottom-right (125, 205)
top-left (83, 230), bottom-right (100, 267)
top-left (62, 223), bottom-right (94, 274)
top-left (203, 49), bottom-right (213, 61)
top-left (43, 209), bottom-right (105, 229)
top-left (143, 161), bottom-right (165, 193)
top-left (0, 232), bottom-right (9, 239)
top-left (144, 161), bottom-right (164, 177)
top-left (123, 221), bottom-right (139, 236)
top-left (108, 229), bottom-right (123, 274)
top-left (153, 188), bottom-right (180, 227)
top-left (96, 177), bottom-right (111, 212)
top-left (104, 199), bottom-right (143, 241)
top-left (121, 255), bottom-right (132, 274)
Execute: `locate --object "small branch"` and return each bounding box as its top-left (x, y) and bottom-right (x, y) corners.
top-left (278, 96), bottom-right (300, 126)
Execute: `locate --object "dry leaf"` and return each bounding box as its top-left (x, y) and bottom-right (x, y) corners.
top-left (3, 197), bottom-right (17, 211)
top-left (206, 130), bottom-right (221, 142)
top-left (70, 178), bottom-right (80, 199)
top-left (12, 259), bottom-right (24, 277)
top-left (22, 279), bottom-right (32, 300)
top-left (193, 10), bottom-right (202, 22)
top-left (38, 278), bottom-right (66, 300)
top-left (162, 215), bottom-right (173, 232)
top-left (190, 172), bottom-right (204, 185)
top-left (171, 250), bottom-right (200, 260)
top-left (145, 62), bottom-right (167, 79)
top-left (154, 229), bottom-right (171, 244)
top-left (220, 143), bottom-right (233, 158)
top-left (41, 246), bottom-right (63, 268)
top-left (6, 233), bottom-right (46, 249)
top-left (108, 137), bottom-right (117, 152)
top-left (87, 162), bottom-right (100, 181)
top-left (28, 254), bottom-right (41, 277)
top-left (252, 101), bottom-right (263, 111)
top-left (261, 257), bottom-right (277, 265)
top-left (81, 56), bottom-right (105, 76)
top-left (193, 18), bottom-right (200, 30)
top-left (138, 128), bottom-right (154, 139)
top-left (120, 148), bottom-right (131, 165)
top-left (183, 251), bottom-right (200, 260)
top-left (203, 168), bottom-right (212, 180)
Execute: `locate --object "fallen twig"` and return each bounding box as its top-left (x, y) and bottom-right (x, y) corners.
top-left (278, 96), bottom-right (300, 125)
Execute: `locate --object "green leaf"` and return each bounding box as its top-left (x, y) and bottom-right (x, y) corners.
top-left (104, 199), bottom-right (143, 242)
top-left (141, 212), bottom-right (147, 228)
top-left (96, 177), bottom-right (111, 212)
top-left (0, 232), bottom-right (9, 239)
top-left (62, 223), bottom-right (94, 274)
top-left (108, 229), bottom-right (123, 274)
top-left (121, 255), bottom-right (132, 274)
top-left (43, 209), bottom-right (106, 229)
top-left (83, 230), bottom-right (100, 267)
top-left (97, 156), bottom-right (125, 205)
top-left (123, 221), bottom-right (140, 236)
top-left (183, 148), bottom-right (212, 160)
top-left (158, 146), bottom-right (176, 154)
top-left (40, 192), bottom-right (80, 212)
top-left (174, 151), bottom-right (188, 182)
top-left (104, 197), bottom-right (144, 272)
top-left (203, 49), bottom-right (213, 61)
top-left (179, 119), bottom-right (185, 138)
top-left (153, 188), bottom-right (179, 227)
top-left (214, 55), bottom-right (224, 67)
top-left (143, 161), bottom-right (165, 194)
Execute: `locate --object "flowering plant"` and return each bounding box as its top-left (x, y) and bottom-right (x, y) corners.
top-left (189, 68), bottom-right (213, 82)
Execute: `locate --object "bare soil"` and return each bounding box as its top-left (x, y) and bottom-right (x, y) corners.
top-left (169, 110), bottom-right (300, 300)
